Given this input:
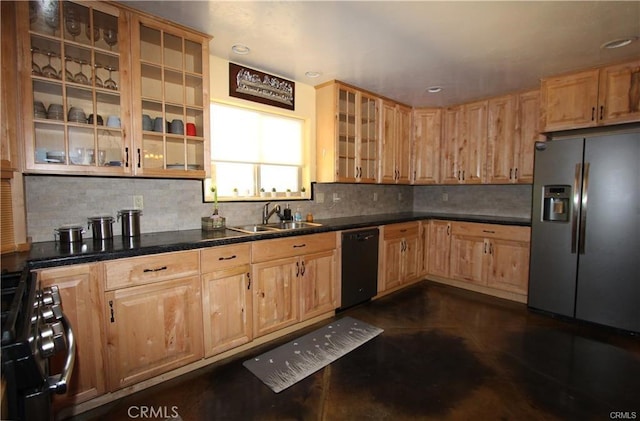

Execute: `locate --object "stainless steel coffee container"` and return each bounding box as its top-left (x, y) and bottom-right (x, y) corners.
top-left (118, 209), bottom-right (142, 237)
top-left (88, 216), bottom-right (114, 240)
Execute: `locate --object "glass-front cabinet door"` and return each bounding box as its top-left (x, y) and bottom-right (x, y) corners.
top-left (359, 93), bottom-right (378, 182)
top-left (20, 1), bottom-right (131, 174)
top-left (131, 16), bottom-right (210, 178)
top-left (336, 86), bottom-right (357, 182)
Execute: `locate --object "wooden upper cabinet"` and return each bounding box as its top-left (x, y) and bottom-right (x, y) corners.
top-left (440, 106), bottom-right (461, 184)
top-left (15, 1), bottom-right (210, 178)
top-left (463, 100), bottom-right (487, 184)
top-left (441, 101), bottom-right (486, 184)
top-left (18, 1), bottom-right (133, 175)
top-left (486, 95), bottom-right (516, 184)
top-left (380, 101), bottom-right (411, 184)
top-left (541, 59), bottom-right (640, 132)
top-left (598, 60), bottom-right (640, 125)
top-left (316, 81), bottom-right (379, 183)
top-left (486, 90), bottom-right (542, 184)
top-left (130, 14), bottom-right (210, 178)
top-left (515, 90), bottom-right (544, 183)
top-left (412, 108), bottom-right (441, 185)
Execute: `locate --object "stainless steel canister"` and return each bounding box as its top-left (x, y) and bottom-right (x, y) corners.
top-left (88, 216), bottom-right (114, 240)
top-left (117, 209), bottom-right (142, 237)
top-left (54, 225), bottom-right (84, 243)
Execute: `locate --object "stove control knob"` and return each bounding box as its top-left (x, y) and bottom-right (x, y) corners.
top-left (41, 285), bottom-right (61, 306)
top-left (39, 321), bottom-right (65, 358)
top-left (40, 304), bottom-right (63, 322)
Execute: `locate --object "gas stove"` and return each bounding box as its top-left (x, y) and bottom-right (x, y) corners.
top-left (1, 268), bottom-right (75, 421)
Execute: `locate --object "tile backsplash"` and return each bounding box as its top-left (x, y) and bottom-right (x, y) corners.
top-left (24, 176), bottom-right (531, 242)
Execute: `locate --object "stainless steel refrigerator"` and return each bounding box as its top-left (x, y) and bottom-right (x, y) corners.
top-left (528, 128), bottom-right (639, 333)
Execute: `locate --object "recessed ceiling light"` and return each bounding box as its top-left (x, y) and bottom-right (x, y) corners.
top-left (601, 37), bottom-right (637, 49)
top-left (305, 71), bottom-right (322, 78)
top-left (231, 44), bottom-right (250, 55)
top-left (427, 86), bottom-right (443, 93)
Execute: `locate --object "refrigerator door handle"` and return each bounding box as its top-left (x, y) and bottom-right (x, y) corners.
top-left (571, 163), bottom-right (582, 253)
top-left (579, 163), bottom-right (590, 254)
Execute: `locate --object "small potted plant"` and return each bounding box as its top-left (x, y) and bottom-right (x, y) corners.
top-left (259, 187), bottom-right (267, 197)
top-left (271, 187), bottom-right (277, 198)
top-left (300, 186), bottom-right (307, 198)
top-left (232, 187), bottom-right (239, 197)
top-left (285, 188), bottom-right (292, 197)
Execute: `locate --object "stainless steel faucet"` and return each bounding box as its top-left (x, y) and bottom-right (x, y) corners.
top-left (262, 202), bottom-right (281, 224)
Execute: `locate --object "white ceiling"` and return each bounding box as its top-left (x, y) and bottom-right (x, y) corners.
top-left (120, 1), bottom-right (640, 107)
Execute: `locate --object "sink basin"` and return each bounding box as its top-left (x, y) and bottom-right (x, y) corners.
top-left (228, 221), bottom-right (322, 234)
top-left (227, 224), bottom-right (280, 234)
top-left (263, 221), bottom-right (323, 230)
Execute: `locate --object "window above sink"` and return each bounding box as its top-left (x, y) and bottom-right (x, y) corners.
top-left (204, 102), bottom-right (310, 202)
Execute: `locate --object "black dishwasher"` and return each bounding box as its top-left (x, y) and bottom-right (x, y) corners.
top-left (340, 228), bottom-right (379, 310)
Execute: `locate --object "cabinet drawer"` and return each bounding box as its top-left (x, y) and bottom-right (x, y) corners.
top-left (252, 233), bottom-right (336, 263)
top-left (383, 222), bottom-right (420, 239)
top-left (451, 222), bottom-right (530, 242)
top-left (201, 243), bottom-right (251, 273)
top-left (104, 251), bottom-right (200, 290)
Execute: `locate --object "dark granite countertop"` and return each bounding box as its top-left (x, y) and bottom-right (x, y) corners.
top-left (1, 212), bottom-right (530, 272)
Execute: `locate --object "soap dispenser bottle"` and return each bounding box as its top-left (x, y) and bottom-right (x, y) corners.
top-left (294, 206), bottom-right (303, 222)
top-left (283, 204), bottom-right (292, 221)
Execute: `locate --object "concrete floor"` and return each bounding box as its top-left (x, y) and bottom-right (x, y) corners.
top-left (76, 281), bottom-right (640, 421)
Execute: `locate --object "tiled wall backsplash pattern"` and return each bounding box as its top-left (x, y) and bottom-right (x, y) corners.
top-left (24, 176), bottom-right (531, 242)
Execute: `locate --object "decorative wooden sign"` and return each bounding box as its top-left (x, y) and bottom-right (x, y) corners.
top-left (229, 63), bottom-right (295, 110)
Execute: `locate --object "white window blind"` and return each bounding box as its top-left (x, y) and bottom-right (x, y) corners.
top-left (210, 103), bottom-right (304, 198)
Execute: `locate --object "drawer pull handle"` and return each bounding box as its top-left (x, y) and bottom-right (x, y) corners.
top-left (109, 300), bottom-right (115, 323)
top-left (143, 266), bottom-right (167, 273)
top-left (482, 230), bottom-right (496, 234)
top-left (293, 244), bottom-right (307, 248)
top-left (218, 255), bottom-right (237, 261)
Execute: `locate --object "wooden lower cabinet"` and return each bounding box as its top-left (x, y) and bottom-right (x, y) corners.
top-left (299, 250), bottom-right (338, 321)
top-left (485, 237), bottom-right (531, 294)
top-left (427, 220), bottom-right (451, 278)
top-left (449, 230), bottom-right (486, 285)
top-left (380, 222), bottom-right (420, 292)
top-left (252, 258), bottom-right (299, 338)
top-left (251, 232), bottom-right (338, 338)
top-left (449, 222), bottom-right (531, 295)
top-left (38, 264), bottom-right (106, 410)
top-left (105, 276), bottom-right (203, 390)
top-left (201, 243), bottom-right (252, 357)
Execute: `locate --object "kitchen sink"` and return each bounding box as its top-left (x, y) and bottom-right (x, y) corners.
top-left (263, 221), bottom-right (323, 230)
top-left (228, 221), bottom-right (322, 234)
top-left (228, 224), bottom-right (280, 234)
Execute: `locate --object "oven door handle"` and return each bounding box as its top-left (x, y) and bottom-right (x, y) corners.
top-left (48, 314), bottom-right (76, 395)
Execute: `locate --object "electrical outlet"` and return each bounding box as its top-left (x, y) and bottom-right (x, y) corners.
top-left (133, 195), bottom-right (144, 209)
top-left (373, 192), bottom-right (378, 202)
top-left (397, 192), bottom-right (403, 201)
top-left (316, 192), bottom-right (325, 204)
top-left (442, 192), bottom-right (448, 202)
top-left (332, 193), bottom-right (341, 202)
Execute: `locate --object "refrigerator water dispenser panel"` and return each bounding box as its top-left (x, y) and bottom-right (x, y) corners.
top-left (542, 185), bottom-right (571, 222)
